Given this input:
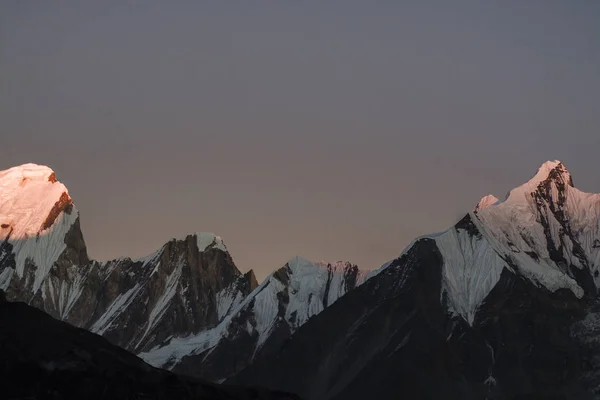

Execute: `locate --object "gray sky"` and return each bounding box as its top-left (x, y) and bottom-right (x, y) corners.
top-left (1, 1), bottom-right (599, 280)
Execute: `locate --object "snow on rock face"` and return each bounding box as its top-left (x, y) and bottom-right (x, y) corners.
top-left (247, 256), bottom-right (370, 347)
top-left (381, 161), bottom-right (599, 325)
top-left (0, 164), bottom-right (256, 359)
top-left (196, 232), bottom-right (227, 252)
top-left (283, 256), bottom-right (370, 326)
top-left (453, 161), bottom-right (599, 323)
top-left (139, 256), bottom-right (371, 379)
top-left (473, 161), bottom-right (590, 298)
top-left (82, 233), bottom-right (252, 353)
top-left (436, 215), bottom-right (505, 325)
top-left (0, 164), bottom-right (80, 294)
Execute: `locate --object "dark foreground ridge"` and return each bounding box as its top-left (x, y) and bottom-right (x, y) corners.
top-left (0, 290), bottom-right (299, 400)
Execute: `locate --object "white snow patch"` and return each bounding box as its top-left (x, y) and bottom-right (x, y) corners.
top-left (57, 270), bottom-right (88, 319)
top-left (141, 256), bottom-right (371, 369)
top-left (436, 219), bottom-right (505, 325)
top-left (136, 257), bottom-right (185, 347)
top-left (90, 284), bottom-right (142, 336)
top-left (196, 232), bottom-right (227, 252)
top-left (216, 282), bottom-right (244, 321)
top-left (0, 267), bottom-right (13, 290)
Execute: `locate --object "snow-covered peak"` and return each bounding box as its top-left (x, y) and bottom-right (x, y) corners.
top-left (0, 164), bottom-right (80, 294)
top-left (0, 164), bottom-right (72, 240)
top-left (445, 160), bottom-right (599, 323)
top-left (377, 160), bottom-right (599, 325)
top-left (474, 195), bottom-right (499, 212)
top-left (195, 232), bottom-right (227, 252)
top-left (505, 160), bottom-right (572, 203)
top-left (0, 163), bottom-right (55, 181)
top-left (527, 160), bottom-right (572, 187)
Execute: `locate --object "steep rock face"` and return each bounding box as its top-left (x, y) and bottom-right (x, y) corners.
top-left (140, 257), bottom-right (372, 381)
top-left (0, 164), bottom-right (257, 356)
top-left (230, 161), bottom-right (600, 399)
top-left (0, 292), bottom-right (300, 400)
top-left (75, 233), bottom-right (255, 353)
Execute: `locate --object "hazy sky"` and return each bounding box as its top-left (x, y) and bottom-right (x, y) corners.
top-left (1, 1), bottom-right (599, 280)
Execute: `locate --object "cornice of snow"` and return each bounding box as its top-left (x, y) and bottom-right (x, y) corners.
top-left (475, 195), bottom-right (500, 211)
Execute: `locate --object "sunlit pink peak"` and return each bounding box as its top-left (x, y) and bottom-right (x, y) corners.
top-left (528, 160), bottom-right (572, 186)
top-left (0, 163), bottom-right (74, 238)
top-left (0, 163), bottom-right (58, 184)
top-left (504, 160), bottom-right (572, 203)
top-left (474, 195), bottom-right (499, 211)
top-left (0, 163), bottom-right (79, 293)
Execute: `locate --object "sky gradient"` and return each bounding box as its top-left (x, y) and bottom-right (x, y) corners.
top-left (2, 1), bottom-right (599, 280)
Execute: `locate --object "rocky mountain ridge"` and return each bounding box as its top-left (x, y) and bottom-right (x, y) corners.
top-left (141, 256), bottom-right (373, 381)
top-left (228, 160), bottom-right (600, 399)
top-left (0, 163), bottom-right (368, 381)
top-left (5, 160), bottom-right (600, 399)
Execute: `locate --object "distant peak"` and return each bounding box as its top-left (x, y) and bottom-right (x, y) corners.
top-left (474, 195), bottom-right (499, 212)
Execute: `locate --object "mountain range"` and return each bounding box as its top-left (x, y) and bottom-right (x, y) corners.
top-left (0, 163), bottom-right (369, 383)
top-left (2, 160), bottom-right (600, 399)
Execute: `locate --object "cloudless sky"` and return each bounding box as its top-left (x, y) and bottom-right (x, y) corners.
top-left (1, 1), bottom-right (599, 280)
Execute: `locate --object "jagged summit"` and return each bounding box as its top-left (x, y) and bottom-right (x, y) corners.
top-left (504, 160), bottom-right (573, 203)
